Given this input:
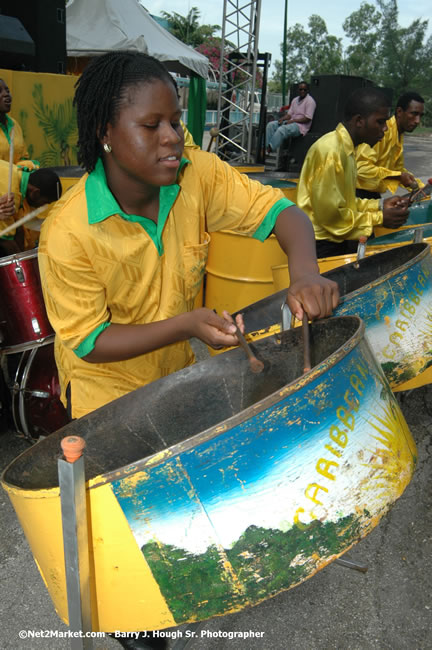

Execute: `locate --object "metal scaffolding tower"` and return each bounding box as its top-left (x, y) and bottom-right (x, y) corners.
top-left (215, 0), bottom-right (263, 163)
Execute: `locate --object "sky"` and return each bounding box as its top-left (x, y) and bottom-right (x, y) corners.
top-left (144, 0), bottom-right (431, 73)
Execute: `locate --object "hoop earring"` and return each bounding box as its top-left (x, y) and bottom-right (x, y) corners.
top-left (103, 143), bottom-right (112, 153)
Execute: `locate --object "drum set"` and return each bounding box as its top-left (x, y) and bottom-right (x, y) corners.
top-left (0, 248), bottom-right (68, 441)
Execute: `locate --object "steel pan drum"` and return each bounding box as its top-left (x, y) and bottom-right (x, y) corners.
top-left (2, 316), bottom-right (416, 632)
top-left (272, 249), bottom-right (378, 291)
top-left (371, 224), bottom-right (432, 249)
top-left (374, 198), bottom-right (432, 238)
top-left (0, 248), bottom-right (54, 352)
top-left (229, 163), bottom-right (265, 174)
top-left (239, 243), bottom-right (432, 391)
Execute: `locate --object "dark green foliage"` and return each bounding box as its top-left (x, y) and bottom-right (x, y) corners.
top-left (141, 513), bottom-right (362, 622)
top-left (271, 0), bottom-right (432, 122)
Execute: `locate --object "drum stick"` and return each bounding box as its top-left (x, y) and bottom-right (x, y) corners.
top-left (0, 204), bottom-right (48, 238)
top-left (302, 314), bottom-right (311, 373)
top-left (234, 324), bottom-right (264, 373)
top-left (8, 126), bottom-right (14, 198)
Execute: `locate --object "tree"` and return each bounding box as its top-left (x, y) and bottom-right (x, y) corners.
top-left (375, 0), bottom-right (432, 101)
top-left (343, 3), bottom-right (382, 79)
top-left (161, 7), bottom-right (219, 48)
top-left (271, 15), bottom-right (344, 92)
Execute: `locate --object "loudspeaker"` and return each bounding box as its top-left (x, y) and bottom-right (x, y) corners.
top-left (0, 1), bottom-right (66, 74)
top-left (280, 133), bottom-right (323, 174)
top-left (308, 74), bottom-right (375, 134)
top-left (0, 15), bottom-right (35, 70)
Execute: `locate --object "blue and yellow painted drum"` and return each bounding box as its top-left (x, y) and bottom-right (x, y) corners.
top-left (241, 243), bottom-right (432, 391)
top-left (1, 316), bottom-right (416, 632)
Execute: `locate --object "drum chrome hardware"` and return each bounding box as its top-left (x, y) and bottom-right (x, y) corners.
top-left (14, 263), bottom-right (25, 283)
top-left (6, 339), bottom-right (68, 440)
top-left (354, 235), bottom-right (367, 268)
top-left (280, 301), bottom-right (293, 332)
top-left (31, 317), bottom-right (41, 335)
top-left (413, 228), bottom-right (424, 243)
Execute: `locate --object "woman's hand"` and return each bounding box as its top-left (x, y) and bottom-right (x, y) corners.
top-left (287, 273), bottom-right (340, 321)
top-left (0, 193), bottom-right (16, 218)
top-left (187, 308), bottom-right (245, 349)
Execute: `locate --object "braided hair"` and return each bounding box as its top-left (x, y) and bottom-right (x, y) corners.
top-left (74, 51), bottom-right (177, 172)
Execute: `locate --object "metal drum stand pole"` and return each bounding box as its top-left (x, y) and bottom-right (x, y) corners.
top-left (58, 436), bottom-right (93, 650)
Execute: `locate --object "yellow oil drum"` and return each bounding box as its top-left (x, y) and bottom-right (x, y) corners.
top-left (245, 171), bottom-right (298, 203)
top-left (205, 230), bottom-right (286, 314)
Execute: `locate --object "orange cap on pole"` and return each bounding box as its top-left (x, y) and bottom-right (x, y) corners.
top-left (61, 436), bottom-right (86, 463)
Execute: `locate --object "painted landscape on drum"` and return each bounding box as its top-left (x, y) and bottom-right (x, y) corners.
top-left (112, 346), bottom-right (416, 624)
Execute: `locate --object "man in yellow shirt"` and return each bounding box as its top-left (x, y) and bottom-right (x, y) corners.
top-left (0, 161), bottom-right (62, 256)
top-left (356, 91), bottom-right (425, 199)
top-left (296, 87), bottom-right (409, 258)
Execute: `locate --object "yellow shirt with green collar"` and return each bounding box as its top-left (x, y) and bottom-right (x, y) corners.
top-left (38, 147), bottom-right (293, 418)
top-left (0, 160), bottom-right (29, 234)
top-left (355, 115), bottom-right (423, 194)
top-left (296, 123), bottom-right (383, 243)
top-left (0, 160), bottom-right (43, 249)
top-left (0, 115), bottom-right (37, 169)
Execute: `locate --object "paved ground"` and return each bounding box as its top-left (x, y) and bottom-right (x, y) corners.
top-left (0, 136), bottom-right (431, 650)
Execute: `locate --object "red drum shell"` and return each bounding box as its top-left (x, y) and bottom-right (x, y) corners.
top-left (10, 341), bottom-right (69, 439)
top-left (0, 249), bottom-right (54, 353)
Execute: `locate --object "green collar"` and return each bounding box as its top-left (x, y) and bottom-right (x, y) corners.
top-left (0, 115), bottom-right (14, 143)
top-left (85, 157), bottom-right (190, 255)
top-left (20, 169), bottom-right (30, 200)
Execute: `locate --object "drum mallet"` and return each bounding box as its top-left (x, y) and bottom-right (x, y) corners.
top-left (207, 126), bottom-right (219, 152)
top-left (0, 204), bottom-right (48, 238)
top-left (7, 126), bottom-right (14, 199)
top-left (58, 436), bottom-right (93, 649)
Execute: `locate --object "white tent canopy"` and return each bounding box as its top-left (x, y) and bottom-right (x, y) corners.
top-left (66, 0), bottom-right (209, 78)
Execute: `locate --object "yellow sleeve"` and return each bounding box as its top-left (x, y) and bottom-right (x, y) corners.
top-left (38, 217), bottom-right (111, 352)
top-left (355, 143), bottom-right (402, 194)
top-left (0, 164), bottom-right (22, 238)
top-left (186, 150), bottom-right (288, 237)
top-left (10, 119), bottom-right (30, 163)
